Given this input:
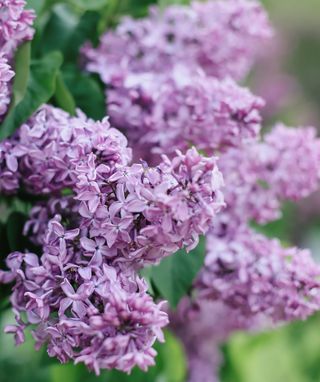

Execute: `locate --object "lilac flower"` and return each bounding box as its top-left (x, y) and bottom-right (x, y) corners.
top-left (108, 67), bottom-right (264, 162)
top-left (83, 0), bottom-right (272, 83)
top-left (0, 105), bottom-right (132, 194)
top-left (0, 0), bottom-right (35, 58)
top-left (0, 225), bottom-right (168, 374)
top-left (75, 147), bottom-right (224, 264)
top-left (217, 124), bottom-right (320, 228)
top-left (197, 227), bottom-right (320, 322)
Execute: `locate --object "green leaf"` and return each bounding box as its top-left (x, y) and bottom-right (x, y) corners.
top-left (54, 72), bottom-right (76, 114)
top-left (62, 65), bottom-right (106, 120)
top-left (64, 11), bottom-right (100, 62)
top-left (6, 212), bottom-right (27, 252)
top-left (36, 4), bottom-right (78, 55)
top-left (0, 51), bottom-right (63, 139)
top-left (11, 42), bottom-right (31, 105)
top-left (151, 238), bottom-right (206, 308)
top-left (68, 0), bottom-right (109, 11)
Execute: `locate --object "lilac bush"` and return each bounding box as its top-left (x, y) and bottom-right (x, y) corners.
top-left (1, 0), bottom-right (320, 381)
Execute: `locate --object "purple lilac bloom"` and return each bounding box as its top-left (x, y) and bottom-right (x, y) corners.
top-left (0, 225), bottom-right (168, 374)
top-left (108, 66), bottom-right (264, 162)
top-left (0, 0), bottom-right (34, 58)
top-left (197, 227), bottom-right (320, 322)
top-left (22, 146), bottom-right (224, 266)
top-left (75, 147), bottom-right (224, 265)
top-left (217, 124), bottom-right (320, 228)
top-left (83, 0), bottom-right (272, 83)
top-left (0, 104), bottom-right (132, 194)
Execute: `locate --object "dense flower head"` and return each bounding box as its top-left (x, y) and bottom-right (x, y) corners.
top-left (0, 0), bottom-right (35, 58)
top-left (197, 228), bottom-right (320, 322)
top-left (0, 229), bottom-right (168, 374)
top-left (22, 147), bottom-right (224, 264)
top-left (0, 105), bottom-right (132, 194)
top-left (108, 66), bottom-right (264, 162)
top-left (83, 0), bottom-right (272, 84)
top-left (217, 124), bottom-right (320, 227)
top-left (74, 147), bottom-right (224, 265)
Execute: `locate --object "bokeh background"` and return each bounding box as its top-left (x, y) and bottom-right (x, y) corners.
top-left (1, 0), bottom-right (320, 381)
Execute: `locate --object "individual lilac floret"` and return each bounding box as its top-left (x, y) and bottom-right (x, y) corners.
top-left (108, 67), bottom-right (264, 162)
top-left (0, 221), bottom-right (168, 374)
top-left (0, 0), bottom-right (35, 58)
top-left (197, 228), bottom-right (320, 322)
top-left (75, 147), bottom-right (224, 265)
top-left (0, 53), bottom-right (14, 118)
top-left (0, 105), bottom-right (132, 194)
top-left (217, 124), bottom-right (320, 227)
top-left (83, 0), bottom-right (272, 83)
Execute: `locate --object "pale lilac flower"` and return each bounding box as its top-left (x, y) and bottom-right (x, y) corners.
top-left (108, 67), bottom-right (264, 162)
top-left (1, 224), bottom-right (168, 374)
top-left (83, 0), bottom-right (272, 83)
top-left (217, 124), bottom-right (320, 228)
top-left (197, 227), bottom-right (320, 322)
top-left (0, 0), bottom-right (35, 58)
top-left (0, 105), bottom-right (132, 194)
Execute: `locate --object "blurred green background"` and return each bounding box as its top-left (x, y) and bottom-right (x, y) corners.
top-left (1, 0), bottom-right (320, 381)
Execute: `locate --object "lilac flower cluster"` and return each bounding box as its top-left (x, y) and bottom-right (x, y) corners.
top-left (197, 228), bottom-right (320, 321)
top-left (108, 67), bottom-right (264, 162)
top-left (0, 105), bottom-right (131, 194)
top-left (83, 0), bottom-right (271, 161)
top-left (217, 124), bottom-right (320, 227)
top-left (0, 0), bottom-right (34, 58)
top-left (83, 0), bottom-right (272, 83)
top-left (74, 147), bottom-right (224, 265)
top-left (1, 243), bottom-right (168, 374)
top-left (0, 0), bottom-right (34, 120)
top-left (0, 101), bottom-right (224, 372)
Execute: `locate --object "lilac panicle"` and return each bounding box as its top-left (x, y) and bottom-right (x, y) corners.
top-left (0, 104), bottom-right (132, 194)
top-left (83, 0), bottom-right (272, 83)
top-left (197, 228), bottom-right (320, 322)
top-left (75, 147), bottom-right (224, 265)
top-left (108, 67), bottom-right (264, 162)
top-left (217, 124), bottom-right (320, 228)
top-left (0, 0), bottom-right (35, 59)
top-left (0, 236), bottom-right (168, 374)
